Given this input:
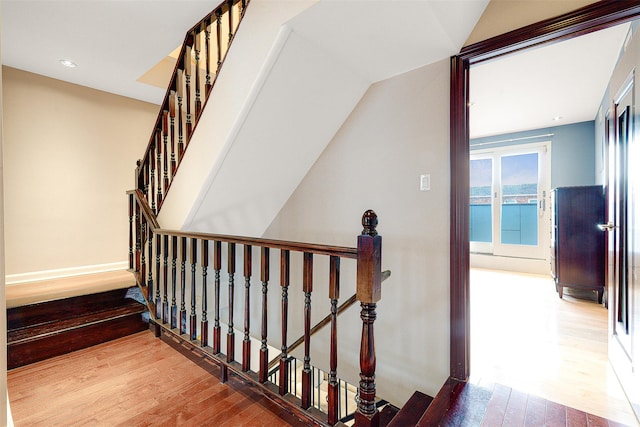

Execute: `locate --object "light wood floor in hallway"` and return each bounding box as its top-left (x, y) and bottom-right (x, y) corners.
top-left (470, 268), bottom-right (639, 426)
top-left (7, 331), bottom-right (306, 426)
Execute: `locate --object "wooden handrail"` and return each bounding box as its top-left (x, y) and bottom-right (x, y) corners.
top-left (128, 189), bottom-right (358, 258)
top-left (135, 0), bottom-right (250, 214)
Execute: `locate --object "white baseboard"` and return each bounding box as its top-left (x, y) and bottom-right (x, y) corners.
top-left (470, 253), bottom-right (550, 275)
top-left (5, 261), bottom-right (129, 285)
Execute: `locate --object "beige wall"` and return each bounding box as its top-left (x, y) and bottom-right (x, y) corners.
top-left (465, 0), bottom-right (598, 46)
top-left (2, 67), bottom-right (157, 280)
top-left (264, 58), bottom-right (451, 403)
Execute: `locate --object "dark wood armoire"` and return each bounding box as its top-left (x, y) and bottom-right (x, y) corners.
top-left (550, 185), bottom-right (606, 304)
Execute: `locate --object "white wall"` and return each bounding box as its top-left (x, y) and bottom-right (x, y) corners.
top-left (2, 68), bottom-right (157, 281)
top-left (263, 58), bottom-right (451, 404)
top-left (1, 39), bottom-right (10, 427)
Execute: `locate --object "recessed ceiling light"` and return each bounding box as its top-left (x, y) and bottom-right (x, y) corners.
top-left (59, 59), bottom-right (77, 68)
top-left (552, 116), bottom-right (563, 121)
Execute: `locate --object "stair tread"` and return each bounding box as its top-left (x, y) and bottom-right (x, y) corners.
top-left (388, 391), bottom-right (434, 427)
top-left (8, 301), bottom-right (146, 344)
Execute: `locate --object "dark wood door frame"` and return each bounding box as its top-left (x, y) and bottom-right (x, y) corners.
top-left (449, 0), bottom-right (640, 380)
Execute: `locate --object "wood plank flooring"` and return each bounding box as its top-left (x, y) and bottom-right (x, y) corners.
top-left (470, 268), bottom-right (638, 426)
top-left (7, 331), bottom-right (307, 426)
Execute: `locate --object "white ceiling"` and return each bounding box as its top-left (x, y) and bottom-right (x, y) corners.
top-left (3, 0), bottom-right (628, 139)
top-left (470, 22), bottom-right (632, 139)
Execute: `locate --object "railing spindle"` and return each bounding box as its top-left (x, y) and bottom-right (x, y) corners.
top-left (177, 69), bottom-right (185, 161)
top-left (242, 245), bottom-right (252, 372)
top-left (213, 240), bottom-right (222, 354)
top-left (148, 148), bottom-right (156, 213)
top-left (162, 111), bottom-right (169, 193)
top-left (259, 247), bottom-right (269, 382)
top-left (171, 236), bottom-right (178, 329)
top-left (162, 234), bottom-right (169, 323)
top-left (355, 210), bottom-right (382, 427)
top-left (184, 39), bottom-right (193, 139)
top-left (227, 242), bottom-right (236, 363)
top-left (205, 18), bottom-right (212, 95)
top-left (201, 239), bottom-right (209, 347)
top-left (155, 129), bottom-right (163, 209)
top-left (216, 10), bottom-right (222, 72)
top-left (190, 237), bottom-right (198, 341)
top-left (328, 256), bottom-right (340, 425)
top-left (169, 90), bottom-right (177, 176)
top-left (279, 250), bottom-right (290, 395)
top-left (128, 194), bottom-right (134, 270)
top-left (180, 236), bottom-right (187, 334)
top-left (194, 29), bottom-right (202, 117)
top-left (155, 231), bottom-right (162, 320)
top-left (301, 252), bottom-right (313, 409)
top-left (142, 220), bottom-right (149, 298)
top-left (228, 0), bottom-right (234, 44)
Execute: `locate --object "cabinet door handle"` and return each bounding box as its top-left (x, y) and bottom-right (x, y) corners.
top-left (597, 222), bottom-right (617, 231)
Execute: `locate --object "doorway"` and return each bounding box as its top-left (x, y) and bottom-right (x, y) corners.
top-left (450, 1), bottom-right (640, 423)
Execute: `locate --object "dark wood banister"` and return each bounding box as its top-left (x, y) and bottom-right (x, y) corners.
top-left (129, 189), bottom-right (356, 258)
top-left (136, 0), bottom-right (250, 213)
top-left (128, 189), bottom-right (383, 426)
top-left (266, 270), bottom-right (391, 371)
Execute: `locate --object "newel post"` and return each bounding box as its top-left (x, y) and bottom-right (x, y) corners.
top-left (355, 210), bottom-right (381, 427)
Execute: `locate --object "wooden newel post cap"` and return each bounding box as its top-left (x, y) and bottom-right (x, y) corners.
top-left (357, 210), bottom-right (382, 303)
top-left (361, 210), bottom-right (378, 236)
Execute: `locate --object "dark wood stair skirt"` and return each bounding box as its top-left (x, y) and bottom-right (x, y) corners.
top-left (8, 287), bottom-right (148, 369)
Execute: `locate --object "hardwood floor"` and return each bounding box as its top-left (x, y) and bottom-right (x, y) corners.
top-left (7, 331), bottom-right (306, 426)
top-left (470, 268), bottom-right (639, 427)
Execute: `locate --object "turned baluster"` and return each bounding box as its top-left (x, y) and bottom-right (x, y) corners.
top-left (279, 250), bottom-right (290, 395)
top-left (162, 234), bottom-right (169, 323)
top-left (128, 194), bottom-right (134, 270)
top-left (171, 236), bottom-right (178, 329)
top-left (354, 210), bottom-right (382, 427)
top-left (180, 236), bottom-right (187, 335)
top-left (201, 240), bottom-right (209, 347)
top-left (155, 232), bottom-right (162, 320)
top-left (301, 252), bottom-right (313, 409)
top-left (134, 198), bottom-right (141, 273)
top-left (169, 90), bottom-right (177, 176)
top-left (213, 240), bottom-right (222, 354)
top-left (177, 69), bottom-right (185, 161)
top-left (204, 18), bottom-right (212, 95)
top-left (148, 229), bottom-right (154, 303)
top-left (194, 30), bottom-right (202, 117)
top-left (184, 37), bottom-right (193, 139)
top-left (227, 0), bottom-right (234, 43)
top-left (227, 242), bottom-right (236, 364)
top-left (259, 247), bottom-right (270, 383)
top-left (190, 237), bottom-right (198, 341)
top-left (216, 10), bottom-right (222, 72)
top-left (140, 218), bottom-right (147, 295)
top-left (162, 111), bottom-right (169, 194)
top-left (149, 148), bottom-right (156, 213)
top-left (328, 256), bottom-right (340, 425)
top-left (242, 245), bottom-right (252, 372)
top-left (155, 129), bottom-right (163, 208)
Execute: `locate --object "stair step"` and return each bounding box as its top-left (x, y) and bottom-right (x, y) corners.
top-left (8, 288), bottom-right (135, 330)
top-left (379, 403), bottom-right (400, 426)
top-left (8, 288), bottom-right (148, 369)
top-left (388, 391), bottom-right (434, 427)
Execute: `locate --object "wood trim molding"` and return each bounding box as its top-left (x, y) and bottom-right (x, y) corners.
top-left (449, 0), bottom-right (640, 380)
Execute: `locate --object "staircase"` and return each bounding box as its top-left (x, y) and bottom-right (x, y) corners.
top-left (7, 287), bottom-right (148, 369)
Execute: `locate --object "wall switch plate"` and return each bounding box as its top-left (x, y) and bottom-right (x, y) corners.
top-left (420, 174), bottom-right (430, 191)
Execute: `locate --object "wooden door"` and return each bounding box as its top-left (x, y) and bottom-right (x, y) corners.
top-left (604, 75), bottom-right (640, 420)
